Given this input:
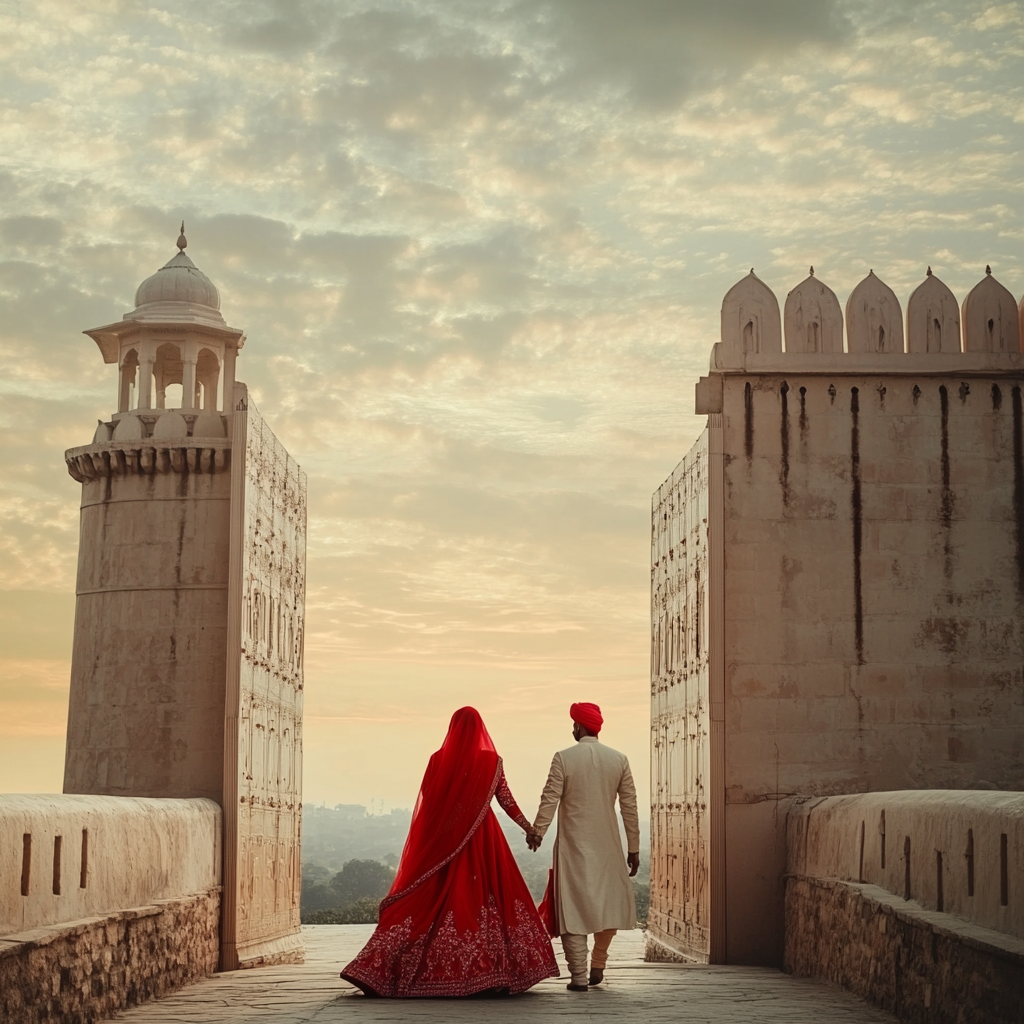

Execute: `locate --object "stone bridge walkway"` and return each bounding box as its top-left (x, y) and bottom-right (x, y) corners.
top-left (115, 926), bottom-right (893, 1023)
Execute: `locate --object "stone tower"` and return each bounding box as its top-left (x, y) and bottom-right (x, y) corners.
top-left (63, 228), bottom-right (307, 968)
top-left (650, 265), bottom-right (1024, 968)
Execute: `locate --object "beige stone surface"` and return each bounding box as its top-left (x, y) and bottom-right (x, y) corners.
top-left (62, 242), bottom-right (307, 970)
top-left (1, 888), bottom-right (220, 1024)
top-left (786, 790), bottom-right (1024, 941)
top-left (652, 267), bottom-right (1024, 969)
top-left (0, 795), bottom-right (220, 937)
top-left (785, 876), bottom-right (1024, 1024)
top-left (220, 387), bottom-right (306, 969)
top-left (110, 925), bottom-right (895, 1024)
top-left (63, 444), bottom-right (232, 802)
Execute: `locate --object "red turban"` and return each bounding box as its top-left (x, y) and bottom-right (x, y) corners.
top-left (570, 702), bottom-right (603, 734)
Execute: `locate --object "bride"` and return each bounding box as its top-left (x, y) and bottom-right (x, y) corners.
top-left (340, 706), bottom-right (559, 997)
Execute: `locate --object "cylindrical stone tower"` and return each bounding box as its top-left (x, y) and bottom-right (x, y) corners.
top-left (63, 228), bottom-right (244, 801)
top-left (63, 228), bottom-right (307, 967)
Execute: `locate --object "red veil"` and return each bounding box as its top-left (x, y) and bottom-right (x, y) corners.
top-left (386, 707), bottom-right (500, 906)
top-left (340, 707), bottom-right (559, 997)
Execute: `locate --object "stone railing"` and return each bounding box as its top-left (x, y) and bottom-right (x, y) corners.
top-left (1, 795), bottom-right (222, 1023)
top-left (784, 791), bottom-right (1024, 1024)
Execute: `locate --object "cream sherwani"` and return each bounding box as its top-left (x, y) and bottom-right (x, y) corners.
top-left (532, 736), bottom-right (640, 935)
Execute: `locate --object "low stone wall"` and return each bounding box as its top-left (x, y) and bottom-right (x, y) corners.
top-left (786, 791), bottom-right (1024, 940)
top-left (0, 888), bottom-right (220, 1024)
top-left (1, 795), bottom-right (223, 1023)
top-left (784, 791), bottom-right (1024, 1023)
top-left (1, 795), bottom-right (222, 936)
top-left (785, 876), bottom-right (1024, 1024)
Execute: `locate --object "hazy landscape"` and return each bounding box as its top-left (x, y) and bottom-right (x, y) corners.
top-left (301, 803), bottom-right (650, 924)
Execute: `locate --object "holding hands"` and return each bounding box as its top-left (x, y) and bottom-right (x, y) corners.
top-left (525, 828), bottom-right (543, 852)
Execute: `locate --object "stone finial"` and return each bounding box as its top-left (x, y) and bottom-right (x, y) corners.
top-left (717, 270), bottom-right (781, 363)
top-left (908, 270), bottom-right (960, 353)
top-left (963, 268), bottom-right (1020, 353)
top-left (177, 222), bottom-right (187, 252)
top-left (846, 270), bottom-right (904, 354)
top-left (784, 270), bottom-right (842, 354)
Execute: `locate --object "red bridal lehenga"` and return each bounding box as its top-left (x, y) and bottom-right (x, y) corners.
top-left (340, 707), bottom-right (559, 997)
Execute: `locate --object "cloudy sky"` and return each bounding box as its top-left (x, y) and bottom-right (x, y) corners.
top-left (1, 0), bottom-right (1022, 814)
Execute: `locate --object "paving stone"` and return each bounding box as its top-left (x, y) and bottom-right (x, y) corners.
top-left (113, 925), bottom-right (894, 1024)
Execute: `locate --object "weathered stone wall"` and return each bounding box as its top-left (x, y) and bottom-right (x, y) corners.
top-left (649, 430), bottom-right (713, 962)
top-left (221, 390), bottom-right (305, 969)
top-left (64, 440), bottom-right (232, 802)
top-left (785, 876), bottom-right (1024, 1024)
top-left (0, 796), bottom-right (221, 936)
top-left (0, 888), bottom-right (220, 1024)
top-left (722, 372), bottom-right (1024, 803)
top-left (787, 791), bottom-right (1024, 940)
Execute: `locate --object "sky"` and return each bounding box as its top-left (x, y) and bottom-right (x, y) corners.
top-left (1, 0), bottom-right (1022, 814)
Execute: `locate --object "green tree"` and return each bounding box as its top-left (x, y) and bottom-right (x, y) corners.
top-left (328, 859), bottom-right (395, 907)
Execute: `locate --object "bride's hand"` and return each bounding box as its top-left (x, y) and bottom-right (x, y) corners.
top-left (525, 829), bottom-right (543, 851)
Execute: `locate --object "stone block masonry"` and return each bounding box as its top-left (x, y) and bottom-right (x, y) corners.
top-left (785, 876), bottom-right (1024, 1024)
top-left (651, 262), bottom-right (1024, 969)
top-left (0, 888), bottom-right (220, 1024)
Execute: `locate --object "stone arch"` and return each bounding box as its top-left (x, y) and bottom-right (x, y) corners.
top-left (907, 269), bottom-right (960, 354)
top-left (784, 269), bottom-right (843, 354)
top-left (719, 270), bottom-right (781, 361)
top-left (196, 347), bottom-right (221, 410)
top-left (153, 342), bottom-right (184, 409)
top-left (119, 348), bottom-right (139, 411)
top-left (962, 267), bottom-right (1021, 353)
top-left (846, 270), bottom-right (904, 354)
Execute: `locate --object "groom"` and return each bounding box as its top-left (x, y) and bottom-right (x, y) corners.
top-left (528, 702), bottom-right (640, 991)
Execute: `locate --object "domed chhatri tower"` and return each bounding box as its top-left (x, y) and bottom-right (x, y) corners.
top-left (64, 228), bottom-right (306, 969)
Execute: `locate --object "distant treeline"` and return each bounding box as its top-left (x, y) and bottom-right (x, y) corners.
top-left (300, 804), bottom-right (650, 925)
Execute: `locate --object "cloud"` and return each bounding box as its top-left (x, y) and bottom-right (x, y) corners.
top-left (0, 0), bottom-right (1022, 807)
top-left (529, 0), bottom-right (852, 108)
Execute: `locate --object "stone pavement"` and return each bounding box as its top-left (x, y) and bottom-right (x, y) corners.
top-left (114, 925), bottom-right (894, 1023)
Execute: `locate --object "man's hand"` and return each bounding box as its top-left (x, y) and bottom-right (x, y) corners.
top-left (627, 852), bottom-right (640, 877)
top-left (526, 829), bottom-right (543, 852)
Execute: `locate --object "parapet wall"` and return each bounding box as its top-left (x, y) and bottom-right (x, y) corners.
top-left (784, 792), bottom-right (1024, 1023)
top-left (786, 791), bottom-right (1023, 939)
top-left (0, 795), bottom-right (221, 937)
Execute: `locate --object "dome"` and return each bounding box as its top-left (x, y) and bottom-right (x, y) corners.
top-left (134, 251), bottom-right (220, 311)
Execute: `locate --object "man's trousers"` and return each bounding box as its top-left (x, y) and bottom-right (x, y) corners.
top-left (560, 929), bottom-right (616, 986)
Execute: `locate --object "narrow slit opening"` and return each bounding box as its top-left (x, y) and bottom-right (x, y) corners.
top-left (21, 833), bottom-right (31, 896)
top-left (1001, 833), bottom-right (1009, 907)
top-left (966, 829), bottom-right (974, 897)
top-left (80, 829), bottom-right (89, 889)
top-left (904, 835), bottom-right (911, 901)
top-left (858, 820), bottom-right (865, 883)
top-left (936, 850), bottom-right (943, 912)
top-left (52, 836), bottom-right (62, 896)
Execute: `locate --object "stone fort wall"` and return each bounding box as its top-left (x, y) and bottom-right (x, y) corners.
top-left (0, 796), bottom-right (221, 1023)
top-left (784, 792), bottom-right (1024, 1023)
top-left (650, 264), bottom-right (1024, 969)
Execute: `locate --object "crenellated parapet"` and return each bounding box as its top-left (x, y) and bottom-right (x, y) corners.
top-left (65, 439), bottom-right (231, 482)
top-left (709, 264), bottom-right (1024, 380)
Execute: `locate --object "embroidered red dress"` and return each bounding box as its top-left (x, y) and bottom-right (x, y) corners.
top-left (340, 707), bottom-right (559, 997)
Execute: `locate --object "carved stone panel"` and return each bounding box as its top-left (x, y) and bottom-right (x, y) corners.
top-left (222, 386), bottom-right (306, 968)
top-left (650, 431), bottom-right (712, 962)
